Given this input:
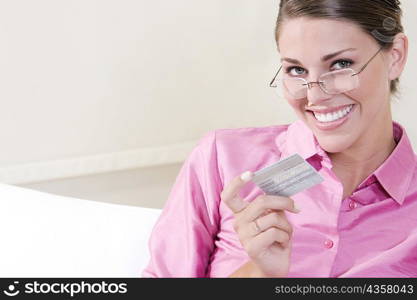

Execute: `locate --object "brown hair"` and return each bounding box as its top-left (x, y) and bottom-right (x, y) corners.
top-left (275, 0), bottom-right (404, 95)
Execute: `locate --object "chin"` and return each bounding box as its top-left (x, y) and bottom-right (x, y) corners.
top-left (315, 135), bottom-right (353, 153)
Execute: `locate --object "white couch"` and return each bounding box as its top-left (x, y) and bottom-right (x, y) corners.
top-left (0, 183), bottom-right (161, 277)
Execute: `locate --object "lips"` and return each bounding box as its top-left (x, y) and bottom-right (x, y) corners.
top-left (306, 104), bottom-right (356, 131)
top-left (306, 104), bottom-right (354, 114)
top-left (313, 104), bottom-right (354, 123)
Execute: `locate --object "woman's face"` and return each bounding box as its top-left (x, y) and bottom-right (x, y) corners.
top-left (278, 17), bottom-right (392, 153)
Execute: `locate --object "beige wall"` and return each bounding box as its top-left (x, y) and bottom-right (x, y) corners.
top-left (1, 1), bottom-right (416, 208)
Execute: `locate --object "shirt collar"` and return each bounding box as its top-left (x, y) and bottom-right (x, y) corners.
top-left (373, 121), bottom-right (417, 205)
top-left (276, 120), bottom-right (321, 159)
top-left (275, 120), bottom-right (332, 169)
top-left (275, 120), bottom-right (417, 205)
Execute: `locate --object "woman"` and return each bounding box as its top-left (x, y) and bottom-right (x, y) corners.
top-left (142, 0), bottom-right (416, 277)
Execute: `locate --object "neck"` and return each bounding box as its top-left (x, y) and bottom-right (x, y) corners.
top-left (327, 112), bottom-right (396, 198)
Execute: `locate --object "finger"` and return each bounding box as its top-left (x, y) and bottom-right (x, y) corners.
top-left (240, 211), bottom-right (293, 240)
top-left (221, 171), bottom-right (254, 213)
top-left (244, 227), bottom-right (291, 258)
top-left (256, 211), bottom-right (293, 236)
top-left (240, 195), bottom-right (300, 223)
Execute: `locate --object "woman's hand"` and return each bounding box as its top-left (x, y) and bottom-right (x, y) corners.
top-left (221, 171), bottom-right (300, 277)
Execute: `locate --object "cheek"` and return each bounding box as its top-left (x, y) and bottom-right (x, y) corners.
top-left (287, 98), bottom-right (306, 118)
top-left (287, 98), bottom-right (298, 109)
top-left (366, 63), bottom-right (390, 94)
top-left (283, 86), bottom-right (304, 109)
top-left (344, 71), bottom-right (388, 111)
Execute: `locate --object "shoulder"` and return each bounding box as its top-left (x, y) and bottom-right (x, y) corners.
top-left (192, 124), bottom-right (290, 156)
top-left (204, 124), bottom-right (290, 149)
top-left (192, 125), bottom-right (291, 183)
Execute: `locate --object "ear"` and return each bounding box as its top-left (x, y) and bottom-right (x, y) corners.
top-left (387, 32), bottom-right (408, 81)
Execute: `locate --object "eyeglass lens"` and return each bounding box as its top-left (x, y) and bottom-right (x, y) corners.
top-left (281, 69), bottom-right (360, 100)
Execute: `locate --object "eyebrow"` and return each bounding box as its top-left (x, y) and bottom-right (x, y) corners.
top-left (281, 48), bottom-right (357, 64)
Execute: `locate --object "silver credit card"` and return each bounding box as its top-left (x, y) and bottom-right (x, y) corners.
top-left (251, 154), bottom-right (323, 197)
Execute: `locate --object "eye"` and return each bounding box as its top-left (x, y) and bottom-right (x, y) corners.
top-left (285, 66), bottom-right (306, 76)
top-left (332, 59), bottom-right (353, 70)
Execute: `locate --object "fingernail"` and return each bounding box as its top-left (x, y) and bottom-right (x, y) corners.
top-left (240, 171), bottom-right (253, 182)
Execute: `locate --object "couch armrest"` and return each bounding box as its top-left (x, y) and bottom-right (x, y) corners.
top-left (0, 183), bottom-right (161, 277)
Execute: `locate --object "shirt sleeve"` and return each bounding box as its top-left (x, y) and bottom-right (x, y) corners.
top-left (141, 130), bottom-right (222, 277)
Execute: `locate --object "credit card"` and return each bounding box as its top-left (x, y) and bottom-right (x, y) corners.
top-left (251, 153), bottom-right (323, 197)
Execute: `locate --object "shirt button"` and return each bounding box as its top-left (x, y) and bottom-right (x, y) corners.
top-left (349, 200), bottom-right (357, 210)
top-left (324, 239), bottom-right (334, 249)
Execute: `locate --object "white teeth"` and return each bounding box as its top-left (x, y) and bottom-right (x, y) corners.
top-left (313, 105), bottom-right (353, 123)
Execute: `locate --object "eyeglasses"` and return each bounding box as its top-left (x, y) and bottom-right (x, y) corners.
top-left (269, 47), bottom-right (384, 100)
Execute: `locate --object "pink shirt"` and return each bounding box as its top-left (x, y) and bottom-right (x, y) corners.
top-left (142, 120), bottom-right (417, 277)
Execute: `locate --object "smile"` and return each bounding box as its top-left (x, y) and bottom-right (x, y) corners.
top-left (312, 104), bottom-right (354, 123)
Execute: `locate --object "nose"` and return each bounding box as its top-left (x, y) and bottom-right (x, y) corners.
top-left (306, 81), bottom-right (332, 105)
